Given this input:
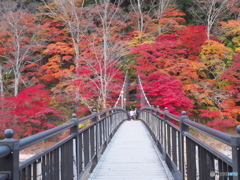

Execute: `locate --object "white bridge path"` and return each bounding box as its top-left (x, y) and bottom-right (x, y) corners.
top-left (89, 120), bottom-right (173, 180)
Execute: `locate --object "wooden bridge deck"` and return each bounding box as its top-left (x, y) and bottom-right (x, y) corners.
top-left (89, 120), bottom-right (173, 180)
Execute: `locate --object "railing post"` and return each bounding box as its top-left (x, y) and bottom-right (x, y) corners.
top-left (231, 125), bottom-right (240, 180)
top-left (151, 105), bottom-right (155, 132)
top-left (91, 109), bottom-right (99, 169)
top-left (156, 106), bottom-right (160, 141)
top-left (180, 111), bottom-right (189, 180)
top-left (151, 105), bottom-right (155, 113)
top-left (164, 107), bottom-right (169, 121)
top-left (70, 113), bottom-right (79, 179)
top-left (92, 109), bottom-right (99, 156)
top-left (0, 129), bottom-right (19, 180)
top-left (163, 107), bottom-right (169, 160)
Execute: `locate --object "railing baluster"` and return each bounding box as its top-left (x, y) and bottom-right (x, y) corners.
top-left (32, 161), bottom-right (37, 180)
top-left (70, 113), bottom-right (79, 179)
top-left (83, 129), bottom-right (90, 168)
top-left (42, 155), bottom-right (46, 180)
top-left (186, 137), bottom-right (197, 179)
top-left (78, 133), bottom-right (83, 175)
top-left (172, 127), bottom-right (177, 166)
top-left (90, 126), bottom-right (95, 160)
top-left (53, 149), bottom-right (59, 180)
top-left (27, 164), bottom-right (31, 180)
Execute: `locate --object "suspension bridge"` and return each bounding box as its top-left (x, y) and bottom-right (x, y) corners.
top-left (0, 72), bottom-right (240, 180)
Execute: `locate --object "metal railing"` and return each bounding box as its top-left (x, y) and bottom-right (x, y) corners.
top-left (139, 107), bottom-right (240, 180)
top-left (0, 108), bottom-right (128, 180)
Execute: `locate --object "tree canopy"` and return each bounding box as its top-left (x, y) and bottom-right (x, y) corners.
top-left (0, 0), bottom-right (240, 136)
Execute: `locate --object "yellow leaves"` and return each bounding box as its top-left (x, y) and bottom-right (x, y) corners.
top-left (232, 36), bottom-right (240, 51)
top-left (202, 97), bottom-right (214, 105)
top-left (200, 40), bottom-right (233, 76)
top-left (49, 55), bottom-right (61, 63)
top-left (235, 47), bottom-right (240, 52)
top-left (200, 40), bottom-right (233, 60)
top-left (126, 31), bottom-right (155, 47)
top-left (220, 19), bottom-right (240, 36)
top-left (220, 19), bottom-right (240, 53)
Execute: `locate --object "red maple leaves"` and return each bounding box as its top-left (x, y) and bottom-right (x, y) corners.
top-left (0, 84), bottom-right (64, 137)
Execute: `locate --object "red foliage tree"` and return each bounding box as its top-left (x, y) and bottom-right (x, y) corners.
top-left (139, 72), bottom-right (193, 115)
top-left (0, 84), bottom-right (64, 137)
top-left (177, 25), bottom-right (207, 61)
top-left (129, 25), bottom-right (208, 114)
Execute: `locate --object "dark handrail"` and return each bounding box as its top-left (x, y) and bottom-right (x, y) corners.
top-left (19, 135), bottom-right (75, 171)
top-left (19, 121), bottom-right (76, 150)
top-left (165, 112), bottom-right (181, 121)
top-left (19, 109), bottom-right (115, 150)
top-left (0, 173), bottom-right (8, 180)
top-left (184, 118), bottom-right (232, 145)
top-left (0, 145), bottom-right (11, 158)
top-left (142, 107), bottom-right (232, 145)
top-left (184, 132), bottom-right (232, 165)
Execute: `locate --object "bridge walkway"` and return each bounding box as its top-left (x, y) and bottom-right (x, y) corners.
top-left (89, 120), bottom-right (173, 180)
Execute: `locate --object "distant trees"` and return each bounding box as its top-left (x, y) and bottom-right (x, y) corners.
top-left (130, 22), bottom-right (240, 129)
top-left (41, 0), bottom-right (127, 111)
top-left (0, 2), bottom-right (44, 96)
top-left (0, 0), bottom-right (240, 135)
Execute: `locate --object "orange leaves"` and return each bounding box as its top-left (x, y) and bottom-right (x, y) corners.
top-left (200, 40), bottom-right (233, 77)
top-left (152, 7), bottom-right (186, 35)
top-left (220, 19), bottom-right (240, 52)
top-left (220, 19), bottom-right (240, 37)
top-left (200, 40), bottom-right (233, 60)
top-left (39, 35), bottom-right (75, 81)
top-left (39, 55), bottom-right (74, 82)
top-left (44, 42), bottom-right (74, 55)
top-left (62, 55), bottom-right (73, 61)
top-left (200, 105), bottom-right (240, 130)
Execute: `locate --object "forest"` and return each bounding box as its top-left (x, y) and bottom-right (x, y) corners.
top-left (0, 0), bottom-right (239, 138)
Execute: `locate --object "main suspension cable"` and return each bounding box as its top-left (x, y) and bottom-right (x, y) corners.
top-left (137, 75), bottom-right (151, 107)
top-left (114, 71), bottom-right (128, 108)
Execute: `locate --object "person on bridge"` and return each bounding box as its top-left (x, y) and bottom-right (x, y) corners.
top-left (134, 108), bottom-right (139, 120)
top-left (129, 109), bottom-right (135, 120)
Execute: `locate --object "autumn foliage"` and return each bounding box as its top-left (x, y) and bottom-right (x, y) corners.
top-left (0, 84), bottom-right (63, 137)
top-left (139, 72), bottom-right (193, 115)
top-left (0, 0), bottom-right (240, 136)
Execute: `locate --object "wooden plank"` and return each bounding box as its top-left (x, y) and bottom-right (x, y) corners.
top-left (89, 120), bottom-right (173, 180)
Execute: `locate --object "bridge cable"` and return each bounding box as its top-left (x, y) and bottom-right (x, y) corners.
top-left (137, 75), bottom-right (151, 107)
top-left (114, 71), bottom-right (128, 108)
